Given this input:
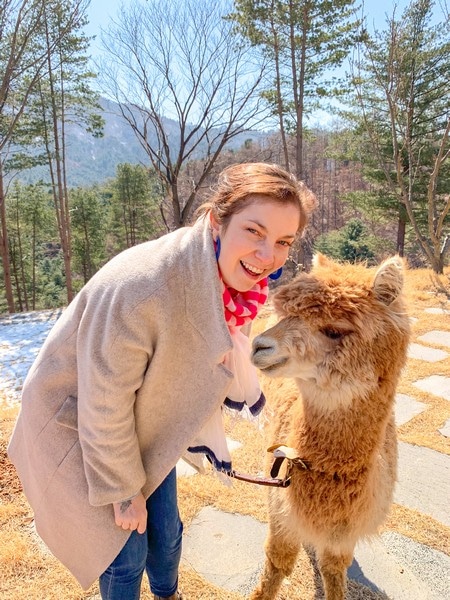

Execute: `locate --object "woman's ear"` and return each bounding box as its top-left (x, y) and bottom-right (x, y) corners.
top-left (209, 211), bottom-right (221, 239)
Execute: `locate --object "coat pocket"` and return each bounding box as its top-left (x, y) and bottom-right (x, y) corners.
top-left (55, 395), bottom-right (78, 431)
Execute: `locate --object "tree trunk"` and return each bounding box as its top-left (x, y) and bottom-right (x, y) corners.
top-left (32, 217), bottom-right (37, 310)
top-left (271, 4), bottom-right (290, 171)
top-left (396, 212), bottom-right (406, 256)
top-left (0, 161), bottom-right (15, 312)
top-left (10, 240), bottom-right (23, 311)
top-left (15, 202), bottom-right (29, 311)
top-left (59, 53), bottom-right (74, 302)
top-left (288, 0), bottom-right (305, 179)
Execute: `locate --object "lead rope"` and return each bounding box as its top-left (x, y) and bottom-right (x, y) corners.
top-left (224, 445), bottom-right (311, 488)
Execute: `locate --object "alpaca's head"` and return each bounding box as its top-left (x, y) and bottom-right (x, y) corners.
top-left (251, 255), bottom-right (410, 410)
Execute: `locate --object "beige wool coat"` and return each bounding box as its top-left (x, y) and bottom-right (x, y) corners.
top-left (8, 217), bottom-right (234, 589)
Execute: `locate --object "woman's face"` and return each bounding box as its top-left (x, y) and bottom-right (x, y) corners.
top-left (211, 196), bottom-right (301, 292)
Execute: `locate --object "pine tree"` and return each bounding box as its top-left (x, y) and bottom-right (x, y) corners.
top-left (110, 164), bottom-right (162, 251)
top-left (0, 0), bottom-right (49, 311)
top-left (6, 181), bottom-right (57, 310)
top-left (29, 0), bottom-right (103, 302)
top-left (348, 0), bottom-right (450, 272)
top-left (0, 0), bottom-right (103, 311)
top-left (229, 0), bottom-right (362, 178)
top-left (70, 186), bottom-right (107, 285)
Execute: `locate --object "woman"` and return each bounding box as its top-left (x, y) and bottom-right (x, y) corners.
top-left (8, 162), bottom-right (316, 600)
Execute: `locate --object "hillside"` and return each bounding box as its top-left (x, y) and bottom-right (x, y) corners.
top-left (18, 98), bottom-right (269, 188)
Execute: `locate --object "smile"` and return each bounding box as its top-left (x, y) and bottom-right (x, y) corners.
top-left (241, 260), bottom-right (265, 276)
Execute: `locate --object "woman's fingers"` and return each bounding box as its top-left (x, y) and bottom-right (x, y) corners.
top-left (113, 492), bottom-right (147, 532)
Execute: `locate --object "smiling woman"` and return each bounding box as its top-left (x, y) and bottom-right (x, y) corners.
top-left (197, 162), bottom-right (316, 292)
top-left (210, 200), bottom-right (300, 292)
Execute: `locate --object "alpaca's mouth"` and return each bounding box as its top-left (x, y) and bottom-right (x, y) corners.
top-left (256, 357), bottom-right (289, 372)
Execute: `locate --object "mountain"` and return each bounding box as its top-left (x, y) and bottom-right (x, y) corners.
top-left (19, 98), bottom-right (269, 187)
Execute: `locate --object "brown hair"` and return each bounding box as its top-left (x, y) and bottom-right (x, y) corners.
top-left (197, 162), bottom-right (316, 235)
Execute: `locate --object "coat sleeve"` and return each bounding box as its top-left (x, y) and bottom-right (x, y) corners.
top-left (75, 286), bottom-right (155, 507)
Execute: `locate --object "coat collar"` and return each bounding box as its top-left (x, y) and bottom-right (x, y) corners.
top-left (182, 217), bottom-right (233, 364)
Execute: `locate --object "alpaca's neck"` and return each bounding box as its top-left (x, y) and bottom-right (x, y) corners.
top-left (291, 380), bottom-right (396, 473)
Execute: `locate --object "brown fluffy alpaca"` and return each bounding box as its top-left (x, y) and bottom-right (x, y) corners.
top-left (250, 254), bottom-right (410, 600)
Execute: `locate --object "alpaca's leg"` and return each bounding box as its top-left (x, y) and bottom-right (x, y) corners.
top-left (317, 547), bottom-right (353, 600)
top-left (249, 529), bottom-right (300, 600)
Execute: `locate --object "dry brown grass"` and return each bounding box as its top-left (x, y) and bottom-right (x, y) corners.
top-left (397, 267), bottom-right (450, 456)
top-left (0, 265), bottom-right (449, 599)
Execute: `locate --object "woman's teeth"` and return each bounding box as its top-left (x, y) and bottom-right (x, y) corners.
top-left (241, 261), bottom-right (264, 276)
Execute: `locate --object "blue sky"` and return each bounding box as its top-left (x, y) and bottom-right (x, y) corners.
top-left (85, 0), bottom-right (437, 46)
top-left (84, 0), bottom-right (446, 125)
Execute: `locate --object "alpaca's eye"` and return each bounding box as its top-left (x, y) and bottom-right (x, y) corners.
top-left (321, 328), bottom-right (343, 340)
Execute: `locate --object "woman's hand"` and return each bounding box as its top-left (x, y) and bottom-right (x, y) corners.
top-left (113, 492), bottom-right (147, 534)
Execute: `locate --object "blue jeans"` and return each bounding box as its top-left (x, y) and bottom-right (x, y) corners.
top-left (99, 468), bottom-right (183, 599)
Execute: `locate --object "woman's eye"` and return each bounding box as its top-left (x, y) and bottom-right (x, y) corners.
top-left (247, 227), bottom-right (260, 236)
top-left (321, 328), bottom-right (343, 340)
top-left (278, 240), bottom-right (292, 247)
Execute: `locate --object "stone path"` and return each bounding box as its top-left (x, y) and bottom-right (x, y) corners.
top-left (396, 442), bottom-right (450, 526)
top-left (1, 309), bottom-right (450, 599)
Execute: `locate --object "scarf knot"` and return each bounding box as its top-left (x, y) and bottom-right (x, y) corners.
top-left (222, 279), bottom-right (268, 327)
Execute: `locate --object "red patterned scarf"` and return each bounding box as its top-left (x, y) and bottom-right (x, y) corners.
top-left (221, 278), bottom-right (269, 328)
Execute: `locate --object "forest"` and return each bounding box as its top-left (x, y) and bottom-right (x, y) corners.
top-left (0, 0), bottom-right (449, 314)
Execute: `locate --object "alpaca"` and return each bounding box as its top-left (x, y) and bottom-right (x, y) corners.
top-left (249, 254), bottom-right (410, 600)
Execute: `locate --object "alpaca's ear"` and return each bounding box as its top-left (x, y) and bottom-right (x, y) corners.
top-left (312, 253), bottom-right (333, 269)
top-left (373, 256), bottom-right (404, 305)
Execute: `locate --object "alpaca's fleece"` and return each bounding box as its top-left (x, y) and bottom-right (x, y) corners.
top-left (250, 254), bottom-right (410, 600)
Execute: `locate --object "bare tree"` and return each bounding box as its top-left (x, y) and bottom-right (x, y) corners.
top-left (0, 0), bottom-right (46, 151)
top-left (99, 0), bottom-right (267, 229)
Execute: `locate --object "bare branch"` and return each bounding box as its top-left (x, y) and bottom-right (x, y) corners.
top-left (98, 0), bottom-right (268, 228)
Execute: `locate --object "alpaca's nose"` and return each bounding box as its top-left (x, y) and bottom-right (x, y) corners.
top-left (251, 336), bottom-right (276, 359)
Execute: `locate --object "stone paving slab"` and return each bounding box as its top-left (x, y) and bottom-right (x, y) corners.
top-left (395, 393), bottom-right (427, 426)
top-left (407, 342), bottom-right (449, 362)
top-left (182, 506), bottom-right (266, 594)
top-left (176, 460), bottom-right (198, 477)
top-left (182, 507), bottom-right (450, 599)
top-left (438, 418), bottom-right (450, 437)
top-left (380, 531), bottom-right (450, 600)
top-left (417, 330), bottom-right (450, 349)
top-left (395, 442), bottom-right (450, 526)
top-left (413, 375), bottom-right (450, 401)
top-left (350, 536), bottom-right (441, 600)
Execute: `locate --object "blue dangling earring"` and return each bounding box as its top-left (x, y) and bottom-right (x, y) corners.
top-left (269, 267), bottom-right (283, 280)
top-left (215, 237), bottom-right (221, 260)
